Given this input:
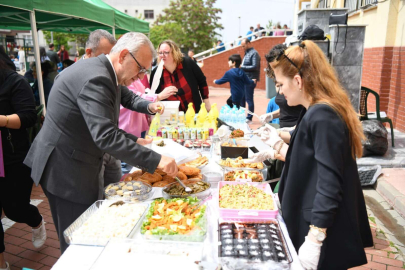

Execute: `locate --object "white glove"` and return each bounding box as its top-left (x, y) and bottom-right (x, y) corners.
top-left (259, 113), bottom-right (273, 124)
top-left (258, 124), bottom-right (283, 148)
top-left (298, 236), bottom-right (322, 270)
top-left (279, 126), bottom-right (295, 132)
top-left (245, 149), bottom-right (275, 163)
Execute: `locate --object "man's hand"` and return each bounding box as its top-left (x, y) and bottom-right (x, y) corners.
top-left (158, 86), bottom-right (177, 101)
top-left (157, 155), bottom-right (178, 177)
top-left (252, 79), bottom-right (257, 84)
top-left (137, 138), bottom-right (152, 146)
top-left (213, 79), bottom-right (217, 84)
top-left (148, 102), bottom-right (165, 114)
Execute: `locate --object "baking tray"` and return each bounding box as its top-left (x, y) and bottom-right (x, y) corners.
top-left (140, 198), bottom-right (208, 242)
top-left (218, 219), bottom-right (293, 268)
top-left (218, 181), bottom-right (278, 222)
top-left (222, 169), bottom-right (265, 183)
top-left (90, 239), bottom-right (204, 270)
top-left (64, 200), bottom-right (149, 246)
top-left (216, 158), bottom-right (265, 171)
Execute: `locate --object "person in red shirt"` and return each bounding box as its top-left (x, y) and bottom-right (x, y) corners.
top-left (57, 45), bottom-right (69, 64)
top-left (150, 40), bottom-right (210, 112)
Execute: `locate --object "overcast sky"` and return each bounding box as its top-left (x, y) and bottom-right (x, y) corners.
top-left (214, 0), bottom-right (295, 43)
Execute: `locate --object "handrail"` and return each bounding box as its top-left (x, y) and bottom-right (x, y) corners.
top-left (194, 28), bottom-right (293, 61)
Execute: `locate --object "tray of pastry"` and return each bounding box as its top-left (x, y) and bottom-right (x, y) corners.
top-left (216, 156), bottom-right (264, 171)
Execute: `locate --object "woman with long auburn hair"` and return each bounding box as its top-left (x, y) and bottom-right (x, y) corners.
top-left (251, 40), bottom-right (373, 269)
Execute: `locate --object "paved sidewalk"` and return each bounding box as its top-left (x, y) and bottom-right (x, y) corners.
top-left (1, 185), bottom-right (60, 270)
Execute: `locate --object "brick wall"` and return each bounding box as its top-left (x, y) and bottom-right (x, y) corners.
top-left (201, 37), bottom-right (286, 91)
top-left (361, 46), bottom-right (405, 132)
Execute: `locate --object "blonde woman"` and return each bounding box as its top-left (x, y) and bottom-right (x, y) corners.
top-left (150, 40), bottom-right (210, 112)
top-left (253, 40), bottom-right (373, 269)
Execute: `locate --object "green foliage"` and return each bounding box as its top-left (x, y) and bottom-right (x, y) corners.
top-left (154, 0), bottom-right (223, 53)
top-left (266, 20), bottom-right (273, 29)
top-left (150, 23), bottom-right (183, 49)
top-left (43, 31), bottom-right (88, 50)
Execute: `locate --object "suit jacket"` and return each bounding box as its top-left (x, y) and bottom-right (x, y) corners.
top-left (24, 54), bottom-right (161, 205)
top-left (278, 104), bottom-right (373, 270)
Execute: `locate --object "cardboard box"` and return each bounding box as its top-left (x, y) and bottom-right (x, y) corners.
top-left (221, 139), bottom-right (249, 159)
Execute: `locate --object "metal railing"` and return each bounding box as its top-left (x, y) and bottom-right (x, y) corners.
top-left (194, 28), bottom-right (293, 61)
top-left (344, 0), bottom-right (378, 12)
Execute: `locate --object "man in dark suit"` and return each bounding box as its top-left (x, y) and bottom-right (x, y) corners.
top-left (24, 32), bottom-right (178, 253)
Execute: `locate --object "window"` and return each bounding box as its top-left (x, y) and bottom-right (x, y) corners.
top-left (344, 0), bottom-right (378, 12)
top-left (144, 10), bottom-right (154, 19)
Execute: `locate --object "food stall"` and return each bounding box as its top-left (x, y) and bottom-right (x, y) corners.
top-left (50, 103), bottom-right (304, 270)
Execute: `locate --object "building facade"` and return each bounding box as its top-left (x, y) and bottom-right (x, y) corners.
top-left (295, 0), bottom-right (405, 133)
top-left (103, 0), bottom-right (170, 24)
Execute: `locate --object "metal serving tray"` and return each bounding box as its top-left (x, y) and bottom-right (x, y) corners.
top-left (63, 200), bottom-right (148, 246)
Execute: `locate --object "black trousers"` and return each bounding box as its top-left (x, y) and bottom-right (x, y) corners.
top-left (42, 188), bottom-right (92, 254)
top-left (0, 162), bottom-right (42, 253)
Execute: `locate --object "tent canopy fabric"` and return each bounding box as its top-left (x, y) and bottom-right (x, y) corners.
top-left (0, 0), bottom-right (149, 34)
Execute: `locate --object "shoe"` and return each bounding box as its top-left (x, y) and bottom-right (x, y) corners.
top-left (32, 217), bottom-right (47, 248)
top-left (246, 119), bottom-right (253, 124)
top-left (0, 262), bottom-right (10, 270)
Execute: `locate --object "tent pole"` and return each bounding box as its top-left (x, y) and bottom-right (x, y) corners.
top-left (29, 11), bottom-right (46, 115)
top-left (112, 27), bottom-right (115, 37)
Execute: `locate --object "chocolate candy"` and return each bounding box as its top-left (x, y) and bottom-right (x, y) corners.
top-left (234, 239), bottom-right (247, 245)
top-left (260, 238), bottom-right (270, 244)
top-left (221, 229), bottom-right (232, 234)
top-left (222, 245), bottom-right (234, 251)
top-left (250, 255), bottom-right (263, 262)
top-left (261, 243), bottom-right (271, 250)
top-left (249, 249), bottom-right (261, 256)
top-left (258, 233), bottom-right (268, 239)
top-left (248, 244), bottom-right (260, 250)
top-left (222, 233), bottom-right (233, 239)
top-left (220, 224), bottom-right (233, 230)
top-left (235, 244), bottom-right (246, 250)
top-left (248, 239), bottom-right (260, 244)
top-left (222, 239), bottom-right (233, 245)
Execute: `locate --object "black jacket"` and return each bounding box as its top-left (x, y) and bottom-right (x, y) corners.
top-left (0, 70), bottom-right (36, 166)
top-left (278, 104), bottom-right (373, 270)
top-left (150, 57), bottom-right (209, 113)
top-left (241, 47), bottom-right (261, 81)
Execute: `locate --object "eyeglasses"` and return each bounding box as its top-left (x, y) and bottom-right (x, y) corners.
top-left (158, 51), bottom-right (170, 56)
top-left (276, 50), bottom-right (301, 75)
top-left (128, 51), bottom-right (148, 74)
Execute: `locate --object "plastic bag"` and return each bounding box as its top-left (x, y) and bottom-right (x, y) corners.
top-left (362, 120), bottom-right (388, 157)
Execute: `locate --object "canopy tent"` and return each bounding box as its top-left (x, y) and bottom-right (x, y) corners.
top-left (0, 1), bottom-right (149, 34)
top-left (0, 0), bottom-right (149, 114)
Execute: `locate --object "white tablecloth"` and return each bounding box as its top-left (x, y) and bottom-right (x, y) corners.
top-left (52, 141), bottom-right (304, 270)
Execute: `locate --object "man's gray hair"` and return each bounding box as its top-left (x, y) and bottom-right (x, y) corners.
top-left (85, 29), bottom-right (116, 52)
top-left (110, 32), bottom-right (156, 59)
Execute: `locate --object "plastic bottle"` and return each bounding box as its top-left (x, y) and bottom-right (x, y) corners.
top-left (196, 103), bottom-right (208, 127)
top-left (148, 113), bottom-right (161, 136)
top-left (209, 103), bottom-right (219, 121)
top-left (185, 103), bottom-right (195, 128)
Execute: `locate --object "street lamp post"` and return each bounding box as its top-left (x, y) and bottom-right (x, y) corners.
top-left (238, 16), bottom-right (241, 36)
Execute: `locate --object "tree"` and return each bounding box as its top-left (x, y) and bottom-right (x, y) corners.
top-left (42, 32), bottom-right (88, 51)
top-left (154, 0), bottom-right (223, 53)
top-left (150, 23), bottom-right (183, 49)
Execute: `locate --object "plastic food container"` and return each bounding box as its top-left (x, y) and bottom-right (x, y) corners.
top-left (202, 172), bottom-right (223, 189)
top-left (90, 239), bottom-right (204, 270)
top-left (223, 169), bottom-right (265, 182)
top-left (63, 200), bottom-right (148, 246)
top-left (162, 180), bottom-right (211, 200)
top-left (217, 219), bottom-right (292, 267)
top-left (218, 181), bottom-right (278, 222)
top-left (140, 198), bottom-right (208, 242)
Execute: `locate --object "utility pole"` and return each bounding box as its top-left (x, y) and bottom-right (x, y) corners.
top-left (51, 32), bottom-right (53, 43)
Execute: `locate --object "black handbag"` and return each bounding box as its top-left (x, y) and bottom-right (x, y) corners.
top-left (329, 12), bottom-right (348, 54)
top-left (329, 12), bottom-right (348, 25)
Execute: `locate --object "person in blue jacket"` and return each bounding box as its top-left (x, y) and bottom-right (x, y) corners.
top-left (213, 54), bottom-right (256, 108)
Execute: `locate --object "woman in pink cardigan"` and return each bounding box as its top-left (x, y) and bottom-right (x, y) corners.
top-left (119, 76), bottom-right (175, 174)
top-left (119, 76), bottom-right (175, 138)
